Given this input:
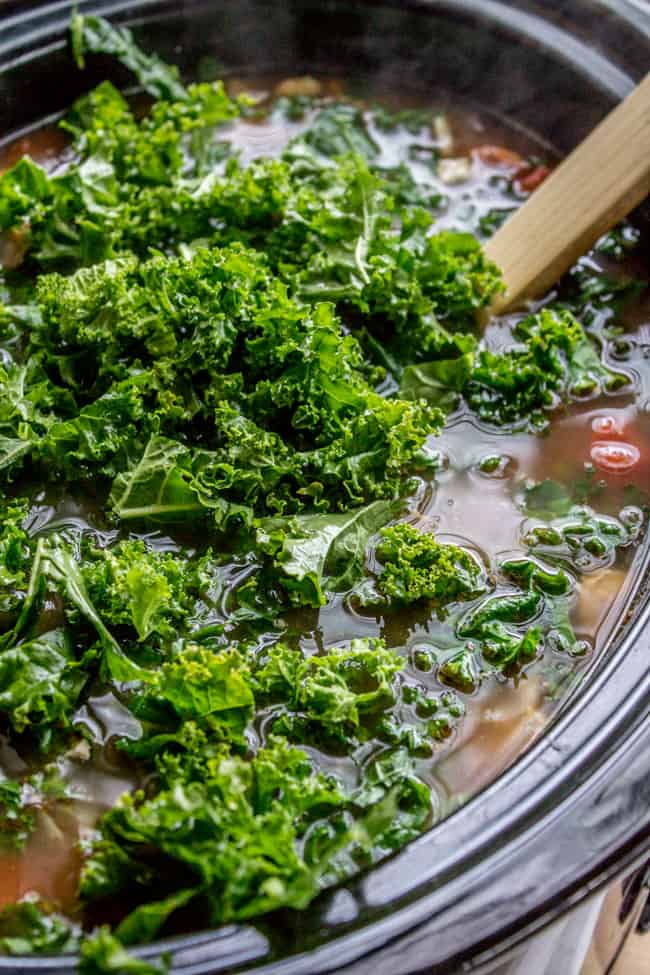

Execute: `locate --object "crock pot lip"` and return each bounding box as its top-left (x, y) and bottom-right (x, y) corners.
top-left (0, 0), bottom-right (648, 95)
top-left (0, 2), bottom-right (649, 972)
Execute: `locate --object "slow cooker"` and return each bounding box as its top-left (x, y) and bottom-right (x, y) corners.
top-left (0, 2), bottom-right (648, 973)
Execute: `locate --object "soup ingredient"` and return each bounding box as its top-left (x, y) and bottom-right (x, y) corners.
top-left (465, 309), bottom-right (627, 430)
top-left (80, 737), bottom-right (429, 932)
top-left (251, 639), bottom-right (401, 747)
top-left (0, 630), bottom-right (86, 741)
top-left (71, 13), bottom-right (187, 101)
top-left (0, 898), bottom-right (78, 955)
top-left (0, 779), bottom-right (34, 850)
top-left (522, 503), bottom-right (641, 573)
top-left (373, 523), bottom-right (486, 606)
top-left (79, 929), bottom-right (166, 974)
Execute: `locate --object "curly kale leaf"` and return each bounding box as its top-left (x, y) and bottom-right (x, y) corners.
top-left (457, 590), bottom-right (543, 637)
top-left (0, 899), bottom-right (78, 956)
top-left (464, 309), bottom-right (628, 429)
top-left (82, 734), bottom-right (429, 934)
top-left (287, 103), bottom-right (380, 161)
top-left (372, 522), bottom-right (486, 607)
top-left (81, 539), bottom-right (210, 644)
top-left (521, 504), bottom-right (640, 573)
top-left (41, 375), bottom-right (154, 480)
top-left (1, 58), bottom-right (240, 266)
top-left (0, 495), bottom-right (32, 617)
top-left (0, 777), bottom-right (35, 850)
top-left (451, 544), bottom-right (590, 675)
top-left (287, 154), bottom-right (501, 338)
top-left (0, 359), bottom-right (76, 475)
top-left (31, 245), bottom-right (441, 509)
top-left (80, 739), bottom-right (343, 925)
top-left (5, 535), bottom-right (152, 684)
top-left (71, 14), bottom-right (187, 100)
top-left (251, 639), bottom-right (402, 748)
top-left (243, 498), bottom-right (399, 610)
top-left (399, 331), bottom-right (476, 410)
top-left (79, 927), bottom-right (166, 975)
top-left (0, 629), bottom-right (86, 744)
top-left (131, 645), bottom-right (254, 747)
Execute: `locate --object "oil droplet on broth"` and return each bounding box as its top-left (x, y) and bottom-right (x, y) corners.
top-left (591, 441), bottom-right (641, 474)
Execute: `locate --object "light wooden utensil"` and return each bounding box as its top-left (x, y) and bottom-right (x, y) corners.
top-left (485, 71), bottom-right (650, 316)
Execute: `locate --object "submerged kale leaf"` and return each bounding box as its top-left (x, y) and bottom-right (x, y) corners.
top-left (80, 736), bottom-right (428, 929)
top-left (464, 309), bottom-right (628, 430)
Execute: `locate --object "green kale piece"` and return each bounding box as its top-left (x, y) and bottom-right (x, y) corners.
top-left (399, 332), bottom-right (476, 410)
top-left (0, 630), bottom-right (87, 746)
top-left (0, 359), bottom-right (76, 476)
top-left (79, 927), bottom-right (166, 975)
top-left (457, 590), bottom-right (543, 637)
top-left (0, 898), bottom-right (78, 956)
top-left (465, 309), bottom-right (627, 429)
top-left (521, 504), bottom-right (640, 573)
top-left (81, 539), bottom-right (210, 644)
top-left (109, 403), bottom-right (440, 525)
top-left (32, 245), bottom-right (441, 510)
top-left (499, 556), bottom-right (573, 596)
top-left (0, 777), bottom-right (34, 850)
top-left (252, 638), bottom-right (402, 747)
top-left (454, 586), bottom-right (546, 677)
top-left (41, 375), bottom-right (154, 480)
top-left (109, 437), bottom-right (213, 523)
top-left (379, 685), bottom-right (464, 754)
top-left (287, 153), bottom-right (501, 339)
top-left (287, 103), bottom-right (380, 160)
top-left (71, 14), bottom-right (187, 101)
top-left (371, 105), bottom-right (434, 134)
top-left (82, 734), bottom-right (429, 932)
top-left (373, 522), bottom-right (486, 606)
top-left (5, 535), bottom-right (152, 685)
top-left (80, 739), bottom-right (343, 925)
top-left (0, 158), bottom-right (51, 234)
top-left (316, 746), bottom-right (431, 875)
top-left (0, 58), bottom-right (240, 266)
top-left (0, 495), bottom-right (32, 617)
top-left (132, 644), bottom-right (254, 746)
top-left (476, 623), bottom-right (542, 672)
top-left (243, 499), bottom-right (399, 610)
top-left (437, 649), bottom-right (479, 694)
top-left (453, 542), bottom-right (590, 674)
top-left (0, 765), bottom-right (80, 852)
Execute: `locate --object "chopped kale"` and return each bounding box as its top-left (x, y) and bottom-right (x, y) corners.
top-left (465, 309), bottom-right (628, 430)
top-left (522, 504), bottom-right (639, 573)
top-left (373, 522), bottom-right (486, 606)
top-left (0, 899), bottom-right (78, 956)
top-left (0, 630), bottom-right (87, 747)
top-left (251, 638), bottom-right (402, 748)
top-left (0, 777), bottom-right (34, 850)
top-left (79, 927), bottom-right (166, 975)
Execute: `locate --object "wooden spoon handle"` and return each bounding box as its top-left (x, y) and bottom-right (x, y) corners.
top-left (485, 72), bottom-right (650, 315)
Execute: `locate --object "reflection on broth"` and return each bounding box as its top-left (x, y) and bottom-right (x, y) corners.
top-left (0, 63), bottom-right (647, 943)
